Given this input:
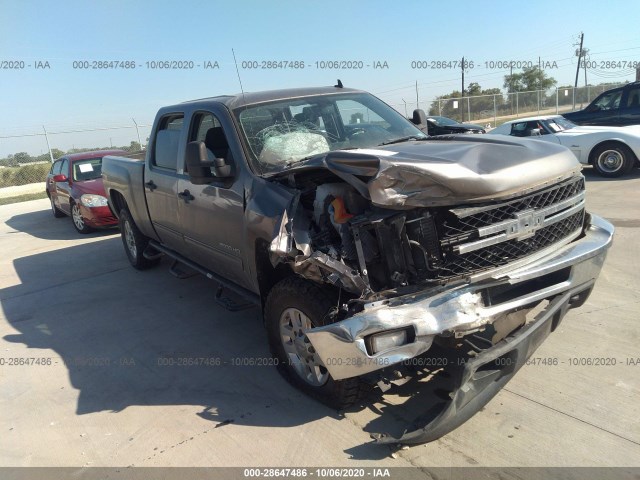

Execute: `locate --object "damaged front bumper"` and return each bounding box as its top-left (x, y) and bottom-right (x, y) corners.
top-left (305, 215), bottom-right (614, 380)
top-left (305, 215), bottom-right (613, 442)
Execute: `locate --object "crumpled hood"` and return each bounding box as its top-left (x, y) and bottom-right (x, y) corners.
top-left (284, 135), bottom-right (581, 208)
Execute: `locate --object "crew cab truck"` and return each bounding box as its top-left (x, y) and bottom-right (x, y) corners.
top-left (102, 86), bottom-right (614, 444)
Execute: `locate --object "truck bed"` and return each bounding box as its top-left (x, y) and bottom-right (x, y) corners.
top-left (102, 154), bottom-right (155, 239)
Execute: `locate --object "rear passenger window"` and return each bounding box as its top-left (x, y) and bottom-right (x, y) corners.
top-left (152, 114), bottom-right (184, 170)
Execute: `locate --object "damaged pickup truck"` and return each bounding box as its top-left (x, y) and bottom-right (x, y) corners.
top-left (102, 85), bottom-right (614, 444)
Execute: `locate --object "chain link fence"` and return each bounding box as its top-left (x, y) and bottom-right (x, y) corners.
top-left (388, 83), bottom-right (624, 127)
top-left (0, 122), bottom-right (152, 203)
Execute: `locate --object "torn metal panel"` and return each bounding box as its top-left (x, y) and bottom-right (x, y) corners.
top-left (291, 251), bottom-right (369, 295)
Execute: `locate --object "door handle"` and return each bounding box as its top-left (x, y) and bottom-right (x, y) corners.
top-left (145, 180), bottom-right (157, 191)
top-left (178, 189), bottom-right (195, 203)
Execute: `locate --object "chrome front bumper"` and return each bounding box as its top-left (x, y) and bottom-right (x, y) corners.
top-left (305, 214), bottom-right (614, 381)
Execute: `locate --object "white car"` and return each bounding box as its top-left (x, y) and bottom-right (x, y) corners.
top-left (488, 115), bottom-right (640, 177)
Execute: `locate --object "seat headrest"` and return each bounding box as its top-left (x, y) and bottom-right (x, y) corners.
top-left (205, 127), bottom-right (229, 150)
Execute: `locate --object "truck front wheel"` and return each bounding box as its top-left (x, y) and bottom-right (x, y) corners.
top-left (119, 209), bottom-right (160, 270)
top-left (264, 276), bottom-right (369, 409)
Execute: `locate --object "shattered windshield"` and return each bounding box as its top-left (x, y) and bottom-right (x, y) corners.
top-left (235, 92), bottom-right (426, 173)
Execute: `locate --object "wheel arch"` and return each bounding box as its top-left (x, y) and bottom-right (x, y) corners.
top-left (588, 139), bottom-right (638, 165)
top-left (254, 238), bottom-right (296, 311)
top-left (108, 189), bottom-right (128, 219)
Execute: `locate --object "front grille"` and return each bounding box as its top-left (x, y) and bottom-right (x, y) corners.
top-left (435, 210), bottom-right (584, 279)
top-left (430, 176), bottom-right (586, 280)
top-left (441, 176), bottom-right (585, 241)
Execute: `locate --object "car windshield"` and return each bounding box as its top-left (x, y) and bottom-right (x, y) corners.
top-left (429, 116), bottom-right (458, 126)
top-left (546, 117), bottom-right (577, 132)
top-left (72, 157), bottom-right (103, 181)
top-left (235, 92), bottom-right (426, 174)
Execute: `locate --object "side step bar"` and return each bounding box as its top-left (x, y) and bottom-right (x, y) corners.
top-left (148, 240), bottom-right (261, 307)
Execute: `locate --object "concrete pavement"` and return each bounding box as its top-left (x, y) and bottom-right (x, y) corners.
top-left (0, 167), bottom-right (638, 468)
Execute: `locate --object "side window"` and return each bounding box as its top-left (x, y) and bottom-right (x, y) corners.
top-left (152, 114), bottom-right (184, 170)
top-left (188, 112), bottom-right (231, 165)
top-left (510, 123), bottom-right (528, 136)
top-left (591, 90), bottom-right (622, 111)
top-left (624, 87), bottom-right (640, 109)
top-left (51, 160), bottom-right (63, 175)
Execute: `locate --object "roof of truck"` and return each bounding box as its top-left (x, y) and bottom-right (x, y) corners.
top-left (180, 86), bottom-right (364, 109)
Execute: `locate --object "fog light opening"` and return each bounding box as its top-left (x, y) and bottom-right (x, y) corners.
top-left (367, 328), bottom-right (414, 355)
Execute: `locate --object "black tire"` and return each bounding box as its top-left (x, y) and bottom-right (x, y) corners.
top-left (591, 143), bottom-right (636, 178)
top-left (49, 195), bottom-right (65, 218)
top-left (119, 208), bottom-right (160, 270)
top-left (70, 201), bottom-right (93, 234)
top-left (264, 276), bottom-right (369, 410)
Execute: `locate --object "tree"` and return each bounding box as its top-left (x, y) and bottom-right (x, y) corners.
top-left (127, 141), bottom-right (142, 152)
top-left (13, 152), bottom-right (32, 164)
top-left (350, 112), bottom-right (364, 124)
top-left (503, 66), bottom-right (557, 93)
top-left (51, 148), bottom-right (65, 159)
top-left (429, 84), bottom-right (505, 121)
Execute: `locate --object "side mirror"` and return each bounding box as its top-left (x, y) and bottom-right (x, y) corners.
top-left (185, 141), bottom-right (232, 185)
top-left (411, 109), bottom-right (428, 125)
top-left (53, 174), bottom-right (68, 182)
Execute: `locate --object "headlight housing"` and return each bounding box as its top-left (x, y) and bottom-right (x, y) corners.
top-left (80, 194), bottom-right (108, 207)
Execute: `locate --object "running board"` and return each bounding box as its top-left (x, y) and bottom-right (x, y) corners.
top-left (169, 259), bottom-right (198, 279)
top-left (142, 245), bottom-right (163, 261)
top-left (148, 240), bottom-right (261, 307)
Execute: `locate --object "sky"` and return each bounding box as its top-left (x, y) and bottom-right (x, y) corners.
top-left (1, 0), bottom-right (639, 157)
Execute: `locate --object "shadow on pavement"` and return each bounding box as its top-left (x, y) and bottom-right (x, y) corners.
top-left (5, 208), bottom-right (119, 241)
top-left (0, 234), bottom-right (399, 458)
top-left (582, 165), bottom-right (640, 182)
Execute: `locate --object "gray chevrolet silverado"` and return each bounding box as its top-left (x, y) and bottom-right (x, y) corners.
top-left (102, 85), bottom-right (614, 444)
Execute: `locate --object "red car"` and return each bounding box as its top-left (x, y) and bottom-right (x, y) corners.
top-left (46, 150), bottom-right (127, 233)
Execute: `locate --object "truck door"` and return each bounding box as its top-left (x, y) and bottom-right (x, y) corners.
top-left (176, 110), bottom-right (249, 289)
top-left (144, 113), bottom-right (184, 251)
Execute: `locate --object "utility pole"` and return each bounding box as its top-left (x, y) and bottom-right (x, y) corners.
top-left (582, 48), bottom-right (589, 87)
top-left (509, 64), bottom-right (513, 115)
top-left (415, 81), bottom-right (419, 110)
top-left (573, 32), bottom-right (584, 110)
top-left (461, 56), bottom-right (465, 122)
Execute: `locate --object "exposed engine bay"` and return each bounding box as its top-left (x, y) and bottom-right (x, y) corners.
top-left (269, 166), bottom-right (588, 307)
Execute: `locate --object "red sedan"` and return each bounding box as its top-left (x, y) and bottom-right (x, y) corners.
top-left (46, 150), bottom-right (127, 233)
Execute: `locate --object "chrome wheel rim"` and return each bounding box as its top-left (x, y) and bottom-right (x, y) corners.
top-left (279, 307), bottom-right (328, 386)
top-left (597, 149), bottom-right (624, 173)
top-left (123, 220), bottom-right (137, 259)
top-left (72, 204), bottom-right (85, 230)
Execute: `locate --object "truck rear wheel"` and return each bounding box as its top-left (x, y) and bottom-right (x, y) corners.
top-left (119, 209), bottom-right (160, 270)
top-left (264, 276), bottom-right (369, 410)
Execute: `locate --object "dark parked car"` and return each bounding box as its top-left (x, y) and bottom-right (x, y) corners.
top-left (563, 81), bottom-right (640, 126)
top-left (410, 110), bottom-right (485, 135)
top-left (46, 150), bottom-right (127, 233)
